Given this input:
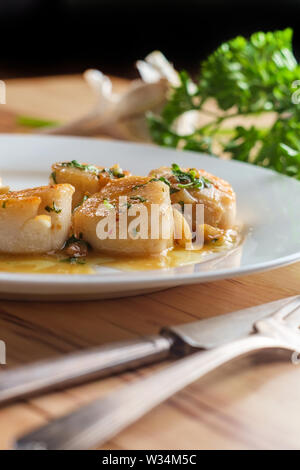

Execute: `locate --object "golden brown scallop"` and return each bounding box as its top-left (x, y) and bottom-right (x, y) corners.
top-left (149, 165), bottom-right (236, 230)
top-left (50, 161), bottom-right (130, 210)
top-left (0, 184), bottom-right (74, 253)
top-left (73, 176), bottom-right (174, 256)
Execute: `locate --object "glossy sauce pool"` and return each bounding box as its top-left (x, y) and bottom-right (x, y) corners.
top-left (0, 230), bottom-right (239, 275)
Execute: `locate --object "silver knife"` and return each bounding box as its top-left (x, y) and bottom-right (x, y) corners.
top-left (14, 295), bottom-right (300, 450)
top-left (0, 297), bottom-right (294, 406)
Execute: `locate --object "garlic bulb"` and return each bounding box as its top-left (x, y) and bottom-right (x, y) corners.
top-left (40, 51), bottom-right (179, 141)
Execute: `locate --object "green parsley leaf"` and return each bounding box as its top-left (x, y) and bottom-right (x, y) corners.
top-left (101, 167), bottom-right (125, 179)
top-left (103, 199), bottom-right (115, 210)
top-left (61, 160), bottom-right (100, 175)
top-left (45, 202), bottom-right (62, 214)
top-left (148, 28), bottom-right (300, 180)
top-left (171, 163), bottom-right (211, 190)
top-left (130, 196), bottom-right (147, 202)
top-left (17, 115), bottom-right (60, 128)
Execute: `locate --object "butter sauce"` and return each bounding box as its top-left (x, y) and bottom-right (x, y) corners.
top-left (0, 229), bottom-right (239, 275)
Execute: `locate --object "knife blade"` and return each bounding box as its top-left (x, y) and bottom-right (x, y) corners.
top-left (164, 296), bottom-right (295, 352)
top-left (0, 296), bottom-right (295, 406)
top-left (14, 295), bottom-right (300, 451)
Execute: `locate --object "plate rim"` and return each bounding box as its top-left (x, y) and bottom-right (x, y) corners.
top-left (0, 133), bottom-right (300, 290)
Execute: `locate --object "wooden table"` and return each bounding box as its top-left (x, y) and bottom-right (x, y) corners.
top-left (0, 74), bottom-right (300, 450)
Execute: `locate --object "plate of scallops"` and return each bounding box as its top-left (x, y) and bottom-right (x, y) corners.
top-left (0, 134), bottom-right (300, 300)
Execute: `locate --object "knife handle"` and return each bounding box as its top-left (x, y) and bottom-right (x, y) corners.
top-left (0, 335), bottom-right (172, 406)
top-left (15, 333), bottom-right (284, 450)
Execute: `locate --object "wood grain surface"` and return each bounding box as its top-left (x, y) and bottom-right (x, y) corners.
top-left (0, 74), bottom-right (299, 450)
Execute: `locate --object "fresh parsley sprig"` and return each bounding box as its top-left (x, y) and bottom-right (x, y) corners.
top-left (148, 28), bottom-right (300, 180)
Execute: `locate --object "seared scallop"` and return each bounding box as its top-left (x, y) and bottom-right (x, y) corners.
top-left (73, 176), bottom-right (174, 256)
top-left (50, 160), bottom-right (130, 210)
top-left (0, 184), bottom-right (74, 253)
top-left (149, 164), bottom-right (236, 230)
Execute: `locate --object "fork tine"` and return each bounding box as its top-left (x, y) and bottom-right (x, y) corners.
top-left (284, 306), bottom-right (300, 328)
top-left (285, 313), bottom-right (300, 328)
top-left (273, 296), bottom-right (300, 324)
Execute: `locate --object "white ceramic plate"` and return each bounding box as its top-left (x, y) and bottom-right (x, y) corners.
top-left (0, 134), bottom-right (300, 300)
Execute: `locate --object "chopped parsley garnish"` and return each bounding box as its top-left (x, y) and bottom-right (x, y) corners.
top-left (131, 177), bottom-right (171, 192)
top-left (102, 167), bottom-right (125, 179)
top-left (158, 176), bottom-right (171, 187)
top-left (130, 196), bottom-right (147, 203)
top-left (45, 202), bottom-right (62, 214)
top-left (150, 176), bottom-right (172, 188)
top-left (60, 161), bottom-right (126, 179)
top-left (111, 168), bottom-right (125, 178)
top-left (132, 183), bottom-right (148, 190)
top-left (61, 160), bottom-right (100, 175)
top-left (171, 163), bottom-right (211, 190)
top-left (151, 168), bottom-right (211, 193)
top-left (103, 199), bottom-right (115, 210)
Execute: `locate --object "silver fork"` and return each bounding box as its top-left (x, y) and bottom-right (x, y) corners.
top-left (15, 297), bottom-right (300, 450)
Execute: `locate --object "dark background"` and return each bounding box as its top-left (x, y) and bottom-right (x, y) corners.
top-left (0, 0), bottom-right (299, 79)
